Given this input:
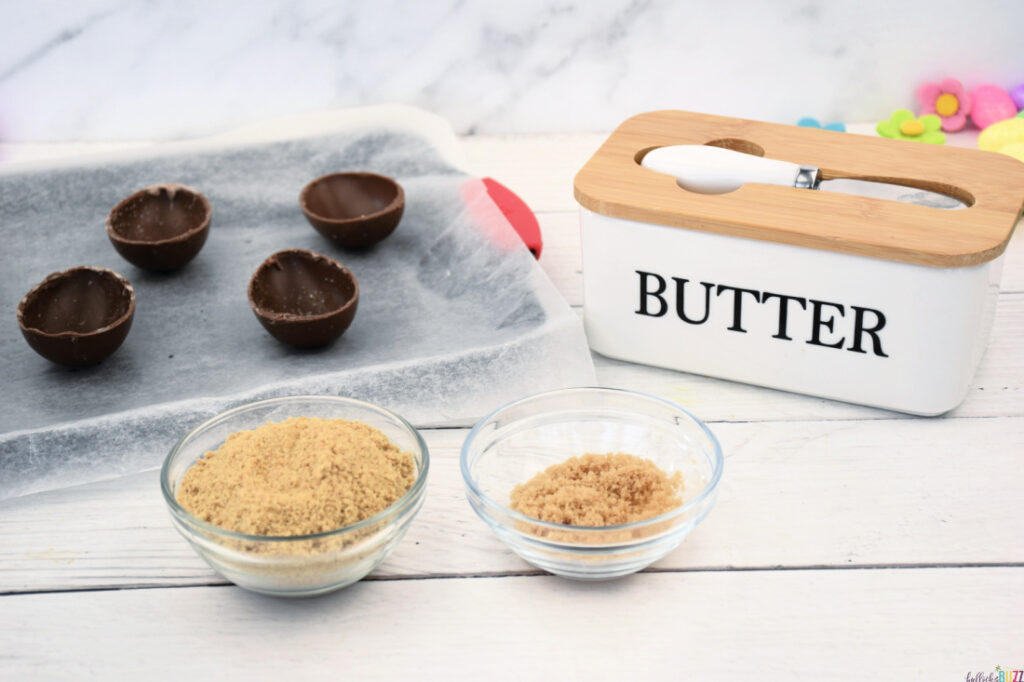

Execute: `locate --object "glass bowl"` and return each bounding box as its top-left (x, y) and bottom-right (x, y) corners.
top-left (460, 387), bottom-right (722, 580)
top-left (161, 396), bottom-right (428, 597)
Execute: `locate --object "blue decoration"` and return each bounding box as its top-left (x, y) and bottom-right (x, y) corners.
top-left (797, 117), bottom-right (846, 132)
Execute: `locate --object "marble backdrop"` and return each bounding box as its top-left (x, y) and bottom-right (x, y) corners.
top-left (1, 0), bottom-right (1021, 140)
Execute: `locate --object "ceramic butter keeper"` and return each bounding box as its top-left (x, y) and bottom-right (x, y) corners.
top-left (574, 110), bottom-right (1024, 415)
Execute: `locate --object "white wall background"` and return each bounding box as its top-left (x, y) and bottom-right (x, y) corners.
top-left (1, 0), bottom-right (1021, 141)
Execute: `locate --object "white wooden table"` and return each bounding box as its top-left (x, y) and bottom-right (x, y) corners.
top-left (1, 133), bottom-right (1022, 679)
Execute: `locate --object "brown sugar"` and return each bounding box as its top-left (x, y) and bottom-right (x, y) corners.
top-left (176, 417), bottom-right (415, 536)
top-left (510, 453), bottom-right (683, 527)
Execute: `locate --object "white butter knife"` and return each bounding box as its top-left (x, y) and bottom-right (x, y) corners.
top-left (641, 144), bottom-right (966, 209)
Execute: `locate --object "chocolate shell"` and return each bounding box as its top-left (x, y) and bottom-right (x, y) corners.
top-left (106, 183), bottom-right (211, 271)
top-left (299, 172), bottom-right (404, 248)
top-left (17, 266), bottom-right (135, 366)
top-left (247, 249), bottom-right (359, 348)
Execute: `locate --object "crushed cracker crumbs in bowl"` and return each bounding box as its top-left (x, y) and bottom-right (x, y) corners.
top-left (161, 396), bottom-right (429, 597)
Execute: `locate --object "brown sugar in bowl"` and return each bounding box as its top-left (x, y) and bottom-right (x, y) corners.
top-left (17, 266), bottom-right (135, 366)
top-left (248, 249), bottom-right (359, 348)
top-left (299, 172), bottom-right (404, 248)
top-left (106, 183), bottom-right (211, 271)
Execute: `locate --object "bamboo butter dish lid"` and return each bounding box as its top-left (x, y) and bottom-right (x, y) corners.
top-left (574, 110), bottom-right (1024, 267)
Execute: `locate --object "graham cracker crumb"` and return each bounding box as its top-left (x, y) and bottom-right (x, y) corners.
top-left (176, 416), bottom-right (415, 536)
top-left (510, 453), bottom-right (683, 526)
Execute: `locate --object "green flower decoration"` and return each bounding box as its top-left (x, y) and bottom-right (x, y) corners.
top-left (876, 109), bottom-right (946, 144)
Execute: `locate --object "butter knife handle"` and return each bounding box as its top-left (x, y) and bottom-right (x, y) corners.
top-left (642, 145), bottom-right (818, 194)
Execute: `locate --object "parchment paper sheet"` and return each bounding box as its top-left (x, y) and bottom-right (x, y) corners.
top-left (0, 111), bottom-right (595, 499)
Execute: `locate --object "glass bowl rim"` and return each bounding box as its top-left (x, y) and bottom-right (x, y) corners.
top-left (160, 394), bottom-right (430, 543)
top-left (459, 386), bottom-right (724, 535)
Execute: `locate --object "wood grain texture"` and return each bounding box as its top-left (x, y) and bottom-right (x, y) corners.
top-left (574, 110), bottom-right (1024, 266)
top-left (3, 415), bottom-right (1021, 593)
top-left (1, 568), bottom-right (1019, 680)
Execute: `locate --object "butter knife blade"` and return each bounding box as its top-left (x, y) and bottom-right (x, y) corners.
top-left (818, 178), bottom-right (966, 210)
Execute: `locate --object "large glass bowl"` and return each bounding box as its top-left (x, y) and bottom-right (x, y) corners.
top-left (460, 387), bottom-right (723, 580)
top-left (161, 395), bottom-right (429, 597)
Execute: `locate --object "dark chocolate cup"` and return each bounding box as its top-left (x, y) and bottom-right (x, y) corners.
top-left (299, 172), bottom-right (404, 248)
top-left (17, 266), bottom-right (135, 366)
top-left (247, 249), bottom-right (359, 348)
top-left (106, 183), bottom-right (211, 271)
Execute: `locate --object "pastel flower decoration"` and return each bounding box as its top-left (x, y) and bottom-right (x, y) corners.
top-left (917, 78), bottom-right (972, 132)
top-left (797, 117), bottom-right (846, 132)
top-left (877, 109), bottom-right (945, 144)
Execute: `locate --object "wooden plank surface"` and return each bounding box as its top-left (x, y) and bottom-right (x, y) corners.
top-left (3, 414), bottom-right (1021, 593)
top-left (2, 131), bottom-right (1021, 679)
top-left (1, 568), bottom-right (1019, 680)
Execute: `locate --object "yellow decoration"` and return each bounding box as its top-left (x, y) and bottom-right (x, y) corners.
top-left (935, 93), bottom-right (959, 117)
top-left (997, 142), bottom-right (1024, 163)
top-left (900, 119), bottom-right (925, 136)
top-left (978, 117), bottom-right (1024, 152)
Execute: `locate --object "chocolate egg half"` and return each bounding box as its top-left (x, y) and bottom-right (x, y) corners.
top-left (299, 172), bottom-right (404, 248)
top-left (248, 249), bottom-right (359, 348)
top-left (17, 266), bottom-right (135, 366)
top-left (106, 183), bottom-right (211, 271)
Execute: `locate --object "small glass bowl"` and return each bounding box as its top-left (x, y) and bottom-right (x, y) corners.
top-left (161, 396), bottom-right (429, 597)
top-left (460, 387), bottom-right (723, 580)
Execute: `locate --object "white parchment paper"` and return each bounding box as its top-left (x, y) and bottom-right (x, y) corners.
top-left (0, 109), bottom-right (595, 499)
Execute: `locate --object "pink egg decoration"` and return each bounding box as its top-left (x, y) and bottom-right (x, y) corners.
top-left (970, 85), bottom-right (1018, 129)
top-left (1012, 84), bottom-right (1024, 111)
